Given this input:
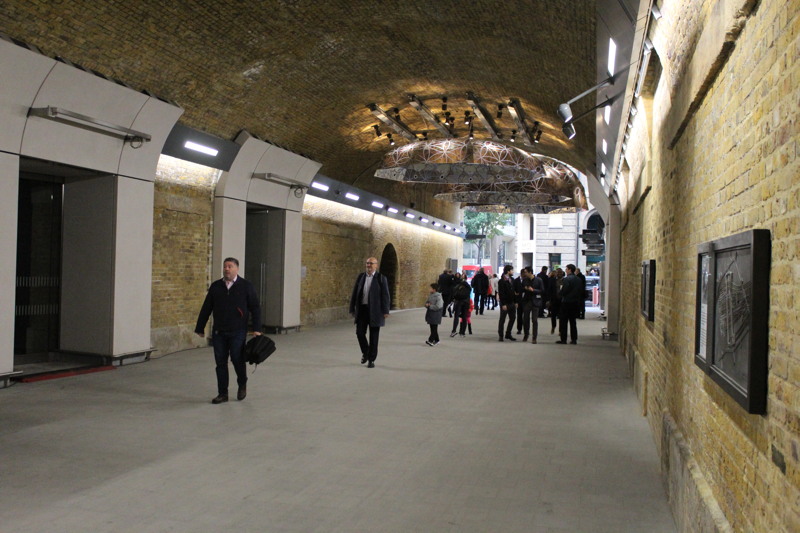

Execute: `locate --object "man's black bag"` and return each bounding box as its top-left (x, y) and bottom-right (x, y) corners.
top-left (245, 335), bottom-right (276, 366)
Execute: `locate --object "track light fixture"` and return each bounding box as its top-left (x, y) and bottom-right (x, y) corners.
top-left (534, 129), bottom-right (543, 143)
top-left (464, 110), bottom-right (471, 125)
top-left (562, 123), bottom-right (576, 140)
top-left (557, 76), bottom-right (613, 123)
top-left (387, 133), bottom-right (395, 146)
top-left (510, 130), bottom-right (517, 143)
top-left (408, 94), bottom-right (454, 138)
top-left (367, 103), bottom-right (417, 140)
top-left (468, 125), bottom-right (474, 140)
top-left (466, 91), bottom-right (502, 141)
top-left (373, 124), bottom-right (382, 137)
top-left (422, 131), bottom-right (428, 140)
top-left (393, 107), bottom-right (401, 121)
top-left (496, 103), bottom-right (505, 119)
top-left (441, 96), bottom-right (448, 111)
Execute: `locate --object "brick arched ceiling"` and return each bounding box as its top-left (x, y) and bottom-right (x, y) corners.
top-left (1, 1), bottom-right (596, 213)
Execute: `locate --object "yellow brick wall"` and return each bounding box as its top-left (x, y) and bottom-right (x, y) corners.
top-left (150, 155), bottom-right (219, 355)
top-left (301, 195), bottom-right (463, 326)
top-left (619, 2), bottom-right (800, 532)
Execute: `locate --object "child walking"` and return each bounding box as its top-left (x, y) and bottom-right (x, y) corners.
top-left (425, 283), bottom-right (444, 346)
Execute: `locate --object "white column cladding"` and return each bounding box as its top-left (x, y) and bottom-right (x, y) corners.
top-left (61, 175), bottom-right (155, 356)
top-left (112, 176), bottom-right (154, 354)
top-left (61, 175), bottom-right (116, 354)
top-left (212, 196), bottom-right (247, 281)
top-left (604, 206), bottom-right (622, 335)
top-left (278, 210), bottom-right (302, 328)
top-left (0, 153), bottom-right (20, 374)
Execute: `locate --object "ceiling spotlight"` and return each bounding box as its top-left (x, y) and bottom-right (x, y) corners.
top-left (496, 103), bottom-right (505, 119)
top-left (405, 211), bottom-right (415, 219)
top-left (373, 124), bottom-right (382, 137)
top-left (420, 217), bottom-right (429, 223)
top-left (387, 133), bottom-right (395, 146)
top-left (441, 96), bottom-right (448, 111)
top-left (393, 107), bottom-right (401, 121)
top-left (422, 131), bottom-right (428, 140)
top-left (651, 4), bottom-right (662, 19)
top-left (468, 125), bottom-right (474, 140)
top-left (562, 123), bottom-right (576, 139)
top-left (464, 110), bottom-right (471, 125)
top-left (510, 130), bottom-right (517, 143)
top-left (387, 207), bottom-right (399, 214)
top-left (534, 130), bottom-right (543, 143)
top-left (371, 201), bottom-right (385, 209)
top-left (557, 103), bottom-right (573, 122)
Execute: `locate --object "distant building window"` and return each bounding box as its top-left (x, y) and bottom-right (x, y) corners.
top-left (549, 253), bottom-right (561, 271)
top-left (529, 215), bottom-right (535, 240)
top-left (549, 214), bottom-right (563, 228)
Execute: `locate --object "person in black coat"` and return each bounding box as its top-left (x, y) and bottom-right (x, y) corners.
top-left (576, 268), bottom-right (587, 319)
top-left (349, 257), bottom-right (391, 368)
top-left (536, 266), bottom-right (549, 317)
top-left (449, 272), bottom-right (472, 337)
top-left (438, 269), bottom-right (455, 318)
top-left (195, 257), bottom-right (262, 404)
top-left (513, 268), bottom-right (526, 335)
top-left (497, 264), bottom-right (517, 341)
top-left (471, 268), bottom-right (490, 315)
top-left (557, 264), bottom-right (581, 344)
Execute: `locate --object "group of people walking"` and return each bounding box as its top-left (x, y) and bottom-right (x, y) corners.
top-left (195, 256), bottom-right (590, 403)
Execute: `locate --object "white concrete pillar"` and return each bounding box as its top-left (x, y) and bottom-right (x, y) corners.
top-left (604, 205), bottom-right (622, 335)
top-left (61, 175), bottom-right (154, 357)
top-left (0, 153), bottom-right (19, 375)
top-left (212, 196), bottom-right (247, 281)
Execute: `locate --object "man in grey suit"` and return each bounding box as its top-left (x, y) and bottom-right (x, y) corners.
top-left (349, 257), bottom-right (391, 368)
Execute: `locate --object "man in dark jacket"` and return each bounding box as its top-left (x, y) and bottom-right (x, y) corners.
top-left (497, 264), bottom-right (517, 341)
top-left (576, 268), bottom-right (587, 319)
top-left (557, 264), bottom-right (581, 345)
top-left (349, 257), bottom-right (391, 368)
top-left (537, 266), bottom-right (549, 317)
top-left (471, 268), bottom-right (490, 315)
top-left (513, 268), bottom-right (526, 335)
top-left (438, 269), bottom-right (455, 318)
top-left (195, 257), bottom-right (261, 404)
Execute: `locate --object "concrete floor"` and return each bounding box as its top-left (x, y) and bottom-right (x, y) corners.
top-left (0, 308), bottom-right (676, 533)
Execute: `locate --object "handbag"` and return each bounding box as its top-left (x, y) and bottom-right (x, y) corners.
top-left (245, 335), bottom-right (276, 366)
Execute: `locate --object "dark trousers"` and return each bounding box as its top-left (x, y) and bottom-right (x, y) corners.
top-left (522, 301), bottom-right (540, 339)
top-left (515, 301), bottom-right (524, 333)
top-left (451, 300), bottom-right (469, 334)
top-left (428, 324), bottom-right (440, 343)
top-left (356, 304), bottom-right (381, 362)
top-left (550, 300), bottom-right (561, 331)
top-left (474, 292), bottom-right (487, 314)
top-left (498, 303), bottom-right (516, 338)
top-left (487, 294), bottom-right (497, 309)
top-left (579, 299), bottom-right (586, 319)
top-left (441, 293), bottom-right (453, 317)
top-left (212, 330), bottom-right (247, 395)
top-left (559, 301), bottom-right (579, 342)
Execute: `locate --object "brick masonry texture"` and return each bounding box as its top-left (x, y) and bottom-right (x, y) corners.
top-left (150, 156), bottom-right (219, 355)
top-left (301, 196), bottom-right (462, 327)
top-left (618, 1), bottom-right (800, 531)
top-left (0, 1), bottom-right (596, 218)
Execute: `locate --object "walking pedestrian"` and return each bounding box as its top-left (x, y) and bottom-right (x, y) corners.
top-left (349, 257), bottom-right (391, 368)
top-left (424, 283), bottom-right (443, 346)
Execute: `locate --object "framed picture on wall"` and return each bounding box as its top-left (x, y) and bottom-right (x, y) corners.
top-left (693, 229), bottom-right (770, 414)
top-left (694, 243), bottom-right (714, 371)
top-left (640, 259), bottom-right (656, 321)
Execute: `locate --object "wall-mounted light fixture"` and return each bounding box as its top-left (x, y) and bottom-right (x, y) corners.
top-left (311, 181), bottom-right (329, 191)
top-left (29, 106), bottom-right (152, 144)
top-left (405, 211), bottom-right (416, 219)
top-left (345, 192), bottom-right (360, 201)
top-left (387, 207), bottom-right (399, 214)
top-left (371, 201), bottom-right (385, 209)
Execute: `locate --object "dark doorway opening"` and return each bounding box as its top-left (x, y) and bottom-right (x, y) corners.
top-left (380, 243), bottom-right (398, 310)
top-left (15, 175), bottom-right (63, 358)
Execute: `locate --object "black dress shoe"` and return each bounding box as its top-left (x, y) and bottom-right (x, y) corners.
top-left (367, 361), bottom-right (375, 368)
top-left (498, 337), bottom-right (504, 342)
top-left (505, 335), bottom-right (517, 341)
top-left (556, 340), bottom-right (567, 344)
top-left (211, 394), bottom-right (228, 404)
top-left (361, 356), bottom-right (367, 364)
top-left (570, 340), bottom-right (577, 345)
top-left (237, 386), bottom-right (247, 401)
top-left (523, 335), bottom-right (529, 342)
